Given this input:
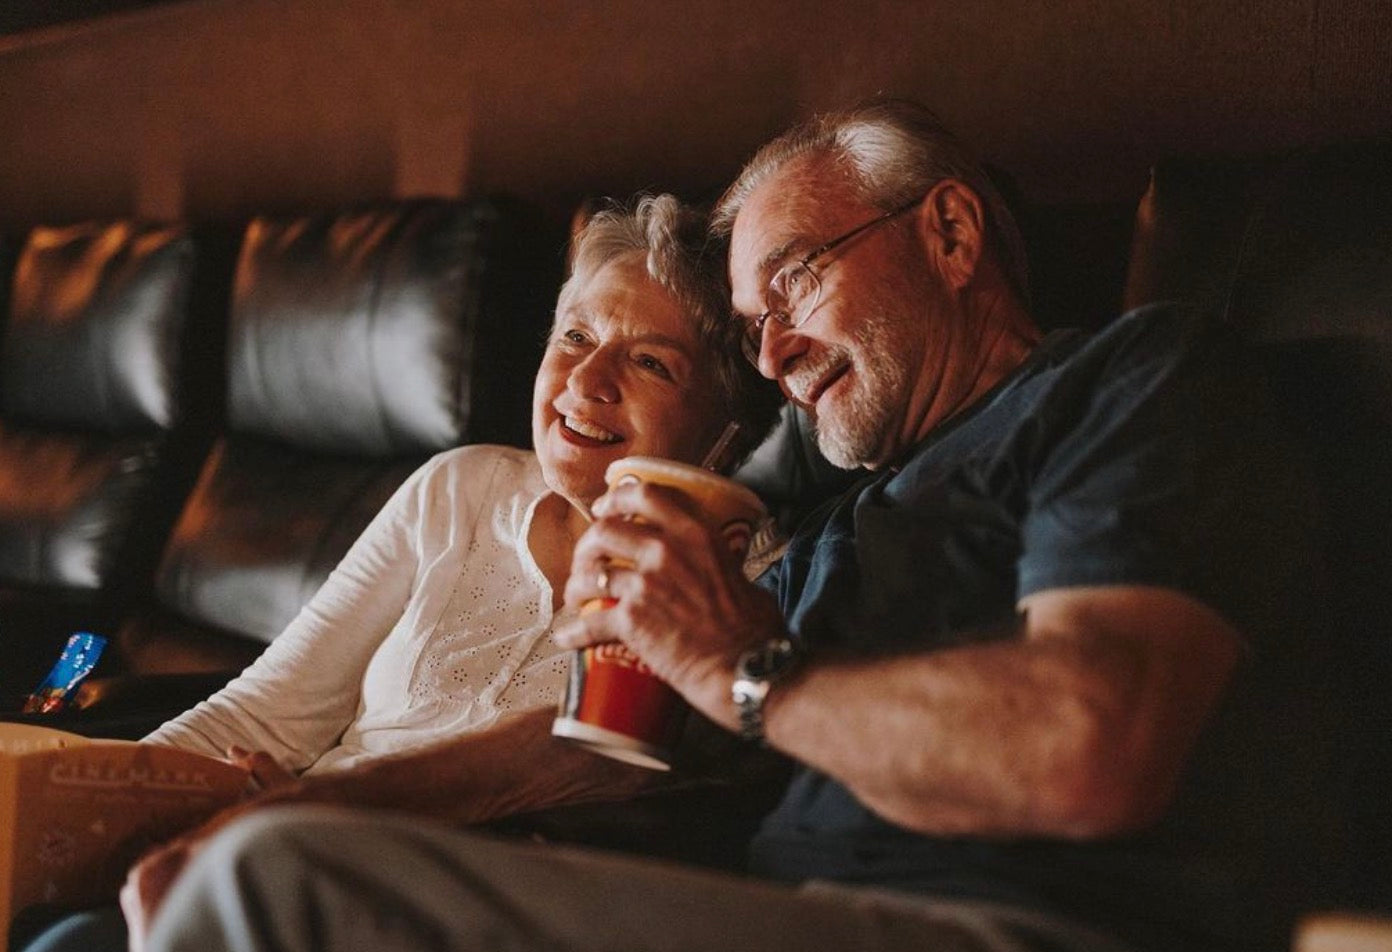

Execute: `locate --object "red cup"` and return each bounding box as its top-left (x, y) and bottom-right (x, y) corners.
top-left (551, 457), bottom-right (767, 770)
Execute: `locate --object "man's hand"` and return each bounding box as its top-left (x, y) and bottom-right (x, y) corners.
top-left (555, 478), bottom-right (788, 728)
top-left (123, 752), bottom-right (306, 949)
top-left (121, 835), bottom-right (193, 952)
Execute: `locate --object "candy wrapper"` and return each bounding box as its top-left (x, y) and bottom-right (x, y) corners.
top-left (22, 632), bottom-right (107, 714)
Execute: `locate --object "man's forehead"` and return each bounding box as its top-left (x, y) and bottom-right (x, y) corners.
top-left (728, 161), bottom-right (859, 300)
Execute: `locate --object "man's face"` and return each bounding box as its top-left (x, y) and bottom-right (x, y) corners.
top-left (729, 161), bottom-right (939, 470)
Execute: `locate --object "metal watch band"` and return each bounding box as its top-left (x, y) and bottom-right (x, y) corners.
top-left (732, 638), bottom-right (797, 743)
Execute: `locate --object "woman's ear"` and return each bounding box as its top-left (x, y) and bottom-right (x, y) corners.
top-left (917, 179), bottom-right (986, 291)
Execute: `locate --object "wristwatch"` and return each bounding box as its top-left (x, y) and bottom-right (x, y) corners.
top-left (731, 637), bottom-right (800, 743)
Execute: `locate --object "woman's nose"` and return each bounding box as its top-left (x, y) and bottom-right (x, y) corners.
top-left (568, 349), bottom-right (620, 403)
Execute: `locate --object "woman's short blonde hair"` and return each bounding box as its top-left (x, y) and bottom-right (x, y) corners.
top-left (560, 194), bottom-right (782, 467)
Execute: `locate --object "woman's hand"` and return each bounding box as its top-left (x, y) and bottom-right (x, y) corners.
top-left (226, 745), bottom-right (297, 794)
top-left (120, 834), bottom-right (193, 952)
top-left (555, 478), bottom-right (787, 729)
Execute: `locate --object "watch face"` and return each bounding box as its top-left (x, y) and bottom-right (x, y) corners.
top-left (733, 639), bottom-right (796, 744)
top-left (743, 638), bottom-right (795, 679)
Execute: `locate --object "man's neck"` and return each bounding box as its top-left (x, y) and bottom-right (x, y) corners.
top-left (901, 291), bottom-right (1041, 456)
top-left (961, 292), bottom-right (1042, 407)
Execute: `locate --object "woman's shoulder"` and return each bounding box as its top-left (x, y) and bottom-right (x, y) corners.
top-left (414, 444), bottom-right (546, 501)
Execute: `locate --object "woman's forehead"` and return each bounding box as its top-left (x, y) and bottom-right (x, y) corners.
top-left (562, 256), bottom-right (700, 346)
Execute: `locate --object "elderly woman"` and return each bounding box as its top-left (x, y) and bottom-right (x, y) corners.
top-left (19, 195), bottom-right (780, 952)
top-left (139, 193), bottom-right (779, 777)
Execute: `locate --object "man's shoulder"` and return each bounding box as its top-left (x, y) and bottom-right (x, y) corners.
top-left (1074, 301), bottom-right (1225, 370)
top-left (1006, 302), bottom-right (1239, 427)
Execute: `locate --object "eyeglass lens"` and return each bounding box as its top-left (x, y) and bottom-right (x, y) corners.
top-left (743, 263), bottom-right (822, 363)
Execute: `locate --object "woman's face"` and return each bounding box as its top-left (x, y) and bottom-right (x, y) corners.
top-left (532, 253), bottom-right (726, 511)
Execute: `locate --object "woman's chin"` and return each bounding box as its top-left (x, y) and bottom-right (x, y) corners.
top-left (540, 459), bottom-right (609, 511)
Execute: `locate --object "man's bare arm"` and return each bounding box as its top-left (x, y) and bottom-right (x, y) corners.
top-left (754, 585), bottom-right (1241, 837)
top-left (561, 481), bottom-right (1243, 841)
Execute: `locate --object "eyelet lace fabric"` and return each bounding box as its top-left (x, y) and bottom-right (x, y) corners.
top-left (406, 531), bottom-right (571, 717)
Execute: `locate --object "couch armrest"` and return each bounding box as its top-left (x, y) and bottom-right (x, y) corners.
top-left (0, 670), bottom-right (236, 739)
top-left (1296, 912), bottom-right (1392, 952)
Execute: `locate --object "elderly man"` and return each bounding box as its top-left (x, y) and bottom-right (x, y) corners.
top-left (135, 102), bottom-right (1325, 952)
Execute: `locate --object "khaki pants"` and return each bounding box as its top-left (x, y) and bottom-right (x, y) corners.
top-left (146, 806), bottom-right (1135, 952)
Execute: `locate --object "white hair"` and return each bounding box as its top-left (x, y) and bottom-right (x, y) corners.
top-left (712, 100), bottom-right (1029, 301)
top-left (559, 194), bottom-right (782, 464)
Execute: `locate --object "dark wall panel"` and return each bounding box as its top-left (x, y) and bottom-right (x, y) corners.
top-left (0, 0), bottom-right (1389, 230)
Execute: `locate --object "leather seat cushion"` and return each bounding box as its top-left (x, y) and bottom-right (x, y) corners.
top-left (0, 427), bottom-right (163, 590)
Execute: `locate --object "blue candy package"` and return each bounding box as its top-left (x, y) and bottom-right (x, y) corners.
top-left (23, 632), bottom-right (107, 713)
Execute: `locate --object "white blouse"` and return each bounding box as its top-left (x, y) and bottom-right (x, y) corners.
top-left (146, 445), bottom-right (574, 776)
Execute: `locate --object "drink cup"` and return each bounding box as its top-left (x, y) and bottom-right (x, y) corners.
top-left (552, 456), bottom-right (767, 770)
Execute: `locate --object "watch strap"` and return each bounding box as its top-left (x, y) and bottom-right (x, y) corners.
top-left (732, 637), bottom-right (798, 743)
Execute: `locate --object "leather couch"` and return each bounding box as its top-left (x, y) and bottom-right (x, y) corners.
top-left (0, 219), bottom-right (229, 703)
top-left (0, 198), bottom-right (561, 731)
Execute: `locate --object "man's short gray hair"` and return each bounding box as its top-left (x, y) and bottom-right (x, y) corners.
top-left (711, 100), bottom-right (1029, 301)
top-left (559, 194), bottom-right (782, 466)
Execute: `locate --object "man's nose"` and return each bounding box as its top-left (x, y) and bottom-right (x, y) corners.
top-left (568, 349), bottom-right (620, 402)
top-left (756, 319), bottom-right (802, 381)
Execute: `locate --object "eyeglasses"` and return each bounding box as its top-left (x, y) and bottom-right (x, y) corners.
top-left (740, 196), bottom-right (924, 364)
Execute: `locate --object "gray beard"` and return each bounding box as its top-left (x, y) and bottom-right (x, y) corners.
top-left (808, 307), bottom-right (915, 469)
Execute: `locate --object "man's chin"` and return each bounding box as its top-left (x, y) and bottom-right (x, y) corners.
top-left (811, 421), bottom-right (871, 471)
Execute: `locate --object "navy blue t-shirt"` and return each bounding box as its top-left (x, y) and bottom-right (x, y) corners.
top-left (751, 306), bottom-right (1331, 952)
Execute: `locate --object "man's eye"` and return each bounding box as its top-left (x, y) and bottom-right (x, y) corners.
top-left (558, 329), bottom-right (588, 346)
top-left (784, 265), bottom-right (811, 299)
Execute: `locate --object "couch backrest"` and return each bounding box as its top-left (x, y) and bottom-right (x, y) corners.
top-left (120, 199), bottom-right (560, 672)
top-left (1123, 138), bottom-right (1392, 908)
top-left (0, 221), bottom-right (208, 599)
top-left (1, 222), bottom-right (194, 433)
top-left (1125, 140), bottom-right (1392, 645)
top-left (0, 219), bottom-right (229, 698)
top-left (229, 202), bottom-right (485, 455)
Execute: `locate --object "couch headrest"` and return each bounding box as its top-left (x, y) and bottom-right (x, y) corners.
top-left (0, 221), bottom-right (194, 433)
top-left (1229, 140), bottom-right (1392, 346)
top-left (228, 198), bottom-right (555, 457)
top-left (1124, 140), bottom-right (1392, 609)
top-left (1127, 139), bottom-right (1392, 345)
top-left (229, 200), bottom-right (470, 455)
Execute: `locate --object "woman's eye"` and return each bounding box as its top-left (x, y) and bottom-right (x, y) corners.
top-left (558, 329), bottom-right (588, 347)
top-left (636, 354), bottom-right (671, 378)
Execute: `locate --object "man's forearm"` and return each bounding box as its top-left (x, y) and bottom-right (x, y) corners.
top-left (755, 587), bottom-right (1242, 839)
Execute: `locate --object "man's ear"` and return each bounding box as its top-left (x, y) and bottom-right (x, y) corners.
top-left (917, 179), bottom-right (986, 291)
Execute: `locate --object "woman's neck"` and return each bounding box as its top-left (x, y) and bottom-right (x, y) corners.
top-left (527, 492), bottom-right (592, 611)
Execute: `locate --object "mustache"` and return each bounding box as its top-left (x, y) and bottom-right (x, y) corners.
top-left (785, 345), bottom-right (851, 405)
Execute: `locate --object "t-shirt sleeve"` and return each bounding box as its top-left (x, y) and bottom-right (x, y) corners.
top-left (1017, 306), bottom-right (1312, 640)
